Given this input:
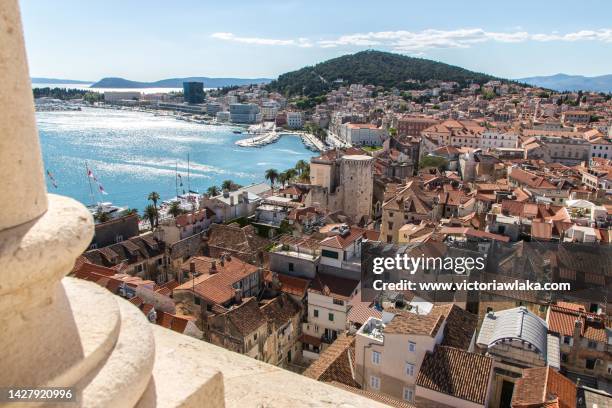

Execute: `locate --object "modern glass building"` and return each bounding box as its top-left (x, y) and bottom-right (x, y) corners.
top-left (183, 82), bottom-right (205, 104)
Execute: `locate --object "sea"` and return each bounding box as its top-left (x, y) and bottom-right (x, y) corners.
top-left (37, 107), bottom-right (316, 211)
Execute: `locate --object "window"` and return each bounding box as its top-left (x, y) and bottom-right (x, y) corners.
top-left (405, 363), bottom-right (415, 376)
top-left (369, 375), bottom-right (380, 390)
top-left (288, 262), bottom-right (294, 272)
top-left (586, 358), bottom-right (596, 370)
top-left (408, 342), bottom-right (416, 353)
top-left (403, 387), bottom-right (413, 402)
top-left (563, 336), bottom-right (573, 346)
top-left (328, 313), bottom-right (334, 322)
top-left (322, 249), bottom-right (339, 259)
top-left (388, 222), bottom-right (393, 230)
top-left (194, 297), bottom-right (201, 305)
top-left (588, 341), bottom-right (597, 349)
top-left (372, 351), bottom-right (381, 365)
top-left (332, 298), bottom-right (344, 306)
top-left (561, 353), bottom-right (568, 363)
top-left (313, 309), bottom-right (319, 318)
top-left (608, 364), bottom-right (612, 375)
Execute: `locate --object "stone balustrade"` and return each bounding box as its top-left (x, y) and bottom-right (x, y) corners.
top-left (0, 1), bottom-right (389, 406)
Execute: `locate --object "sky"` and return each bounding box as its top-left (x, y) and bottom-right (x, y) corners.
top-left (20, 0), bottom-right (612, 81)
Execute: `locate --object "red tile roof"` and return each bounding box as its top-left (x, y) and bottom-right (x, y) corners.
top-left (175, 256), bottom-right (259, 305)
top-left (547, 305), bottom-right (607, 343)
top-left (416, 346), bottom-right (492, 405)
top-left (512, 366), bottom-right (576, 408)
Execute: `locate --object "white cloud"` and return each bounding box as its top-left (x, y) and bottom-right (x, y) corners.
top-left (210, 32), bottom-right (312, 47)
top-left (211, 28), bottom-right (612, 51)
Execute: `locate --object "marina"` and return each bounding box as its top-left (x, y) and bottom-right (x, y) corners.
top-left (37, 107), bottom-right (317, 212)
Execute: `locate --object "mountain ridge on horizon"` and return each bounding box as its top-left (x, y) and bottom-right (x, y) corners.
top-left (267, 50), bottom-right (518, 97)
top-left (516, 73), bottom-right (612, 93)
top-left (91, 76), bottom-right (272, 89)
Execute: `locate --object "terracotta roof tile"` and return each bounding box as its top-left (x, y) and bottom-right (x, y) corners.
top-left (512, 366), bottom-right (576, 408)
top-left (175, 256), bottom-right (259, 305)
top-left (416, 346), bottom-right (492, 405)
top-left (303, 334), bottom-right (360, 388)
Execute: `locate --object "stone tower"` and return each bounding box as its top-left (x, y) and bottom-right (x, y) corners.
top-left (340, 155), bottom-right (374, 222)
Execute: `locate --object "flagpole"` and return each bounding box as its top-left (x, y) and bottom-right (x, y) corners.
top-left (86, 162), bottom-right (95, 205)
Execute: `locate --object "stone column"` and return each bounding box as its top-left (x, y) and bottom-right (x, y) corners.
top-left (0, 0), bottom-right (47, 230)
top-left (0, 1), bottom-right (156, 406)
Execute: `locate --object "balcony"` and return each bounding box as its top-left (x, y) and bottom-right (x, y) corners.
top-left (0, 1), bottom-right (390, 406)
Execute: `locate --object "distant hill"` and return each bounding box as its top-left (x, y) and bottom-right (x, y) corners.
top-left (267, 50), bottom-right (511, 97)
top-left (31, 77), bottom-right (92, 84)
top-left (517, 73), bottom-right (612, 93)
top-left (91, 76), bottom-right (272, 89)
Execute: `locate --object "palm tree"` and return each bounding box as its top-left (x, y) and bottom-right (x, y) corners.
top-left (264, 168), bottom-right (279, 188)
top-left (168, 201), bottom-right (183, 218)
top-left (147, 191), bottom-right (160, 227)
top-left (221, 180), bottom-right (234, 191)
top-left (124, 208), bottom-right (139, 217)
top-left (207, 185), bottom-right (220, 197)
top-left (285, 168), bottom-right (298, 181)
top-left (300, 167), bottom-right (310, 181)
top-left (278, 172), bottom-right (289, 188)
top-left (295, 159), bottom-right (308, 176)
top-left (94, 209), bottom-right (110, 223)
top-left (143, 204), bottom-right (158, 230)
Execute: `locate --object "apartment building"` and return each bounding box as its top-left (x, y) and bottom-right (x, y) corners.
top-left (562, 110), bottom-right (591, 125)
top-left (354, 304), bottom-right (480, 405)
top-left (286, 111), bottom-right (304, 129)
top-left (301, 273), bottom-right (359, 360)
top-left (380, 182), bottom-right (436, 243)
top-left (547, 303), bottom-right (611, 383)
top-left (396, 115), bottom-right (439, 137)
top-left (338, 123), bottom-right (387, 146)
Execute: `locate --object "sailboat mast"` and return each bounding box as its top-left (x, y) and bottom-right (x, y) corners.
top-left (187, 153), bottom-right (192, 210)
top-left (175, 160), bottom-right (179, 198)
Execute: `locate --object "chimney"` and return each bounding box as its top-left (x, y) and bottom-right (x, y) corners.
top-left (223, 189), bottom-right (229, 198)
top-left (210, 260), bottom-right (217, 274)
top-left (220, 254), bottom-right (225, 267)
top-left (230, 195), bottom-right (235, 206)
top-left (234, 289), bottom-right (242, 303)
top-left (574, 317), bottom-right (583, 339)
top-left (189, 261), bottom-right (196, 276)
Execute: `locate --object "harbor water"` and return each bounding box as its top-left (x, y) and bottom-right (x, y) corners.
top-left (38, 107), bottom-right (316, 211)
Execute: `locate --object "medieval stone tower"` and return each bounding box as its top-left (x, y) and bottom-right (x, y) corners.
top-left (340, 155), bottom-right (373, 222)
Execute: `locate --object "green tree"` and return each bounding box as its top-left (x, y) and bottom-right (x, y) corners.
top-left (295, 159), bottom-right (309, 176)
top-left (265, 168), bottom-right (279, 188)
top-left (124, 208), bottom-right (139, 217)
top-left (221, 180), bottom-right (234, 191)
top-left (207, 185), bottom-right (220, 197)
top-left (147, 191), bottom-right (160, 227)
top-left (419, 156), bottom-right (448, 171)
top-left (168, 201), bottom-right (183, 218)
top-left (94, 209), bottom-right (110, 223)
top-left (278, 172), bottom-right (289, 188)
top-left (388, 127), bottom-right (398, 137)
top-left (285, 168), bottom-right (297, 181)
top-left (143, 204), bottom-right (158, 230)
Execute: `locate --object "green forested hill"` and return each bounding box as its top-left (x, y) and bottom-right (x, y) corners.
top-left (268, 50), bottom-right (509, 97)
